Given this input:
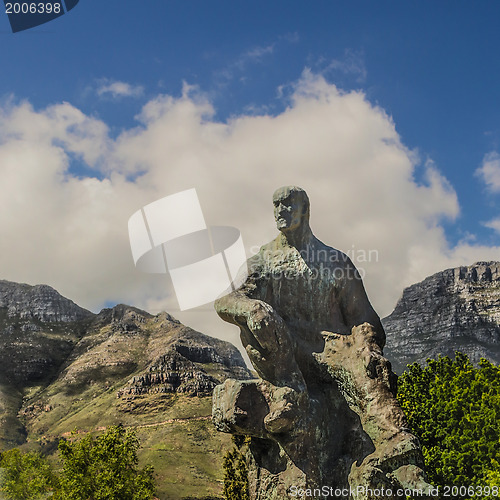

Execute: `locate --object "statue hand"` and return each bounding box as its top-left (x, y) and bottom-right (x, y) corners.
top-left (238, 300), bottom-right (305, 391)
top-left (246, 300), bottom-right (276, 331)
top-left (246, 300), bottom-right (297, 355)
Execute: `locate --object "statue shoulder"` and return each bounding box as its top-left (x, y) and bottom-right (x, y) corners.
top-left (246, 239), bottom-right (277, 277)
top-left (312, 238), bottom-right (351, 267)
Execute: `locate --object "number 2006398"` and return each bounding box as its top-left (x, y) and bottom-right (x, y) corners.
top-left (442, 485), bottom-right (499, 497)
top-left (5, 2), bottom-right (62, 14)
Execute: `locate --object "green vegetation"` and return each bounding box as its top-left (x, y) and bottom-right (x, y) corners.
top-left (0, 448), bottom-right (57, 499)
top-left (397, 352), bottom-right (500, 496)
top-left (0, 426), bottom-right (155, 500)
top-left (222, 435), bottom-right (250, 500)
top-left (24, 389), bottom-right (229, 499)
top-left (56, 424), bottom-right (155, 499)
top-left (0, 382), bottom-right (25, 448)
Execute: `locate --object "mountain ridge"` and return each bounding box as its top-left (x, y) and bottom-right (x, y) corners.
top-left (383, 261), bottom-right (500, 373)
top-left (0, 279), bottom-right (94, 323)
top-left (0, 279), bottom-right (252, 499)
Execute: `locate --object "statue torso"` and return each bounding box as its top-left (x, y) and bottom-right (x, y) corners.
top-left (247, 236), bottom-right (354, 335)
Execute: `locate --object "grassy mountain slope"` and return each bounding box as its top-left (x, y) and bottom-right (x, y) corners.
top-left (0, 280), bottom-right (252, 499)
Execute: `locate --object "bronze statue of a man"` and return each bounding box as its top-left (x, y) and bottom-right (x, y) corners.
top-left (213, 186), bottom-right (431, 500)
top-left (216, 185), bottom-right (383, 386)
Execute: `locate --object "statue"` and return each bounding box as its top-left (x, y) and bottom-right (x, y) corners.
top-left (213, 186), bottom-right (432, 499)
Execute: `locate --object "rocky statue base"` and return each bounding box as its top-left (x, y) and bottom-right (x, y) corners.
top-left (212, 186), bottom-right (432, 499)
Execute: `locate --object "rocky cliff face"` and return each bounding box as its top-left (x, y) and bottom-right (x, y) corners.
top-left (0, 280), bottom-right (94, 389)
top-left (0, 280), bottom-right (95, 446)
top-left (383, 261), bottom-right (500, 374)
top-left (0, 280), bottom-right (94, 323)
top-left (0, 280), bottom-right (251, 450)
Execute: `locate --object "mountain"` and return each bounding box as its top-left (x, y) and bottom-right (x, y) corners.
top-left (0, 280), bottom-right (95, 447)
top-left (382, 262), bottom-right (500, 374)
top-left (0, 279), bottom-right (252, 499)
top-left (0, 280), bottom-right (94, 323)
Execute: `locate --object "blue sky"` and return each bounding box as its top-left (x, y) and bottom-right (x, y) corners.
top-left (1, 1), bottom-right (499, 339)
top-left (3, 2), bottom-right (500, 243)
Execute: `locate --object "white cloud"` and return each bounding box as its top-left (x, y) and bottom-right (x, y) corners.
top-left (96, 80), bottom-right (144, 99)
top-left (0, 100), bottom-right (109, 167)
top-left (476, 151), bottom-right (500, 193)
top-left (476, 151), bottom-right (500, 235)
top-left (1, 72), bottom-right (499, 355)
top-left (244, 44), bottom-right (274, 61)
top-left (483, 218), bottom-right (500, 234)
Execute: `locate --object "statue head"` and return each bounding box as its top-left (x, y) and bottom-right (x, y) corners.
top-left (273, 186), bottom-right (310, 235)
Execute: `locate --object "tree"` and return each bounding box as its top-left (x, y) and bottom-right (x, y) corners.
top-left (55, 424), bottom-right (155, 500)
top-left (223, 435), bottom-right (250, 500)
top-left (0, 448), bottom-right (57, 499)
top-left (397, 352), bottom-right (500, 496)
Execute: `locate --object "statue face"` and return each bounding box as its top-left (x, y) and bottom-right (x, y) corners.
top-left (273, 194), bottom-right (305, 232)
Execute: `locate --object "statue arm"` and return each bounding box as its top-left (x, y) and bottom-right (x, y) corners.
top-left (214, 254), bottom-right (269, 327)
top-left (215, 285), bottom-right (267, 328)
top-left (215, 259), bottom-right (305, 389)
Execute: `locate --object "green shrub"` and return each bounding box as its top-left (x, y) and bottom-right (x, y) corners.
top-left (0, 448), bottom-right (57, 499)
top-left (223, 435), bottom-right (250, 500)
top-left (397, 352), bottom-right (500, 496)
top-left (0, 425), bottom-right (155, 500)
top-left (56, 424), bottom-right (155, 500)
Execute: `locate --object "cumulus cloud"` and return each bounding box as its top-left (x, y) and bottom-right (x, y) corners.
top-left (96, 79), bottom-right (144, 99)
top-left (1, 71), bottom-right (499, 353)
top-left (476, 151), bottom-right (500, 193)
top-left (0, 100), bottom-right (110, 166)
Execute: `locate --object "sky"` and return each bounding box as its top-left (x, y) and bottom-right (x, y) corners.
top-left (1, 1), bottom-right (500, 351)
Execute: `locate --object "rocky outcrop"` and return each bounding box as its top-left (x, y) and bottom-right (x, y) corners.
top-left (212, 186), bottom-right (431, 499)
top-left (0, 280), bottom-right (96, 447)
top-left (383, 262), bottom-right (500, 374)
top-left (118, 351), bottom-right (221, 397)
top-left (117, 327), bottom-right (252, 398)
